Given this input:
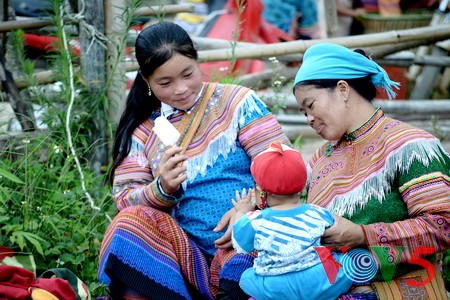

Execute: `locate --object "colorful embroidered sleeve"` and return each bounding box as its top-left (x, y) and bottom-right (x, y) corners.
top-left (362, 149), bottom-right (450, 265)
top-left (112, 126), bottom-right (181, 211)
top-left (238, 91), bottom-right (290, 159)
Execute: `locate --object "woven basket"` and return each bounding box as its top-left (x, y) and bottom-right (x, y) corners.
top-left (358, 11), bottom-right (434, 33)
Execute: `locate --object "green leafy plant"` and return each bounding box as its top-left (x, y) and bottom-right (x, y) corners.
top-left (0, 134), bottom-right (115, 295)
top-left (0, 0), bottom-right (137, 296)
top-left (443, 249), bottom-right (450, 292)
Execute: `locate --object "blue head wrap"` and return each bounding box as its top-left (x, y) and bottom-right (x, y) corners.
top-left (294, 43), bottom-right (400, 99)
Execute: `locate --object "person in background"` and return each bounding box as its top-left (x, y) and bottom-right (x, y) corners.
top-left (293, 43), bottom-right (450, 299)
top-left (98, 21), bottom-right (290, 300)
top-left (261, 0), bottom-right (321, 39)
top-left (231, 141), bottom-right (377, 300)
top-left (336, 0), bottom-right (366, 36)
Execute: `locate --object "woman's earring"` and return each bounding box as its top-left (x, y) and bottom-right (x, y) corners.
top-left (148, 88), bottom-right (152, 96)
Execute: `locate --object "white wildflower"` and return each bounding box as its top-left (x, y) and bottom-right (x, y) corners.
top-left (54, 145), bottom-right (63, 153)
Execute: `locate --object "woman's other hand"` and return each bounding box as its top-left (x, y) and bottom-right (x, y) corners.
top-left (157, 146), bottom-right (188, 194)
top-left (214, 188), bottom-right (256, 249)
top-left (321, 215), bottom-right (366, 250)
top-left (213, 208), bottom-right (236, 249)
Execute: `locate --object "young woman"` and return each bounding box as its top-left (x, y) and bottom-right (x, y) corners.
top-left (97, 21), bottom-right (290, 299)
top-left (293, 43), bottom-right (450, 299)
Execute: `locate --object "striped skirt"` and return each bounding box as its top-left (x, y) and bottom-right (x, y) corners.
top-left (98, 206), bottom-right (254, 299)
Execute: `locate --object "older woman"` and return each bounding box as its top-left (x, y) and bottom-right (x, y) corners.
top-left (293, 43), bottom-right (449, 299)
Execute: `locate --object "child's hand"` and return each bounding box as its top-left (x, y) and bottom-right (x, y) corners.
top-left (232, 188), bottom-right (256, 214)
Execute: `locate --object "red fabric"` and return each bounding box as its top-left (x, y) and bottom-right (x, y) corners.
top-left (0, 266), bottom-right (76, 300)
top-left (251, 141), bottom-right (307, 195)
top-left (199, 0), bottom-right (293, 80)
top-left (0, 246), bottom-right (14, 261)
top-left (0, 266), bottom-right (34, 299)
top-left (23, 33), bottom-right (81, 56)
top-left (33, 278), bottom-right (76, 300)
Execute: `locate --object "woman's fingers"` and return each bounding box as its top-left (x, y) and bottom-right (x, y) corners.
top-left (214, 208), bottom-right (233, 232)
top-left (321, 215), bottom-right (366, 249)
top-left (158, 146), bottom-right (188, 194)
top-left (214, 220), bottom-right (233, 249)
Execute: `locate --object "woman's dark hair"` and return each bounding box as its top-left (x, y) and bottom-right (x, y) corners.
top-left (293, 49), bottom-right (377, 101)
top-left (109, 21), bottom-right (198, 184)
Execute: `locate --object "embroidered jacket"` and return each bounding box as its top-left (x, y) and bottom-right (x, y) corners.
top-left (112, 83), bottom-right (289, 255)
top-left (307, 109), bottom-right (450, 270)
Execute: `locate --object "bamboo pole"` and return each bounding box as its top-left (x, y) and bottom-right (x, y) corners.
top-left (0, 17), bottom-right (69, 33)
top-left (5, 46), bottom-right (449, 92)
top-left (193, 38), bottom-right (434, 63)
top-left (4, 25), bottom-right (450, 91)
top-left (134, 4), bottom-right (195, 16)
top-left (198, 25), bottom-right (450, 62)
top-left (237, 51), bottom-right (450, 90)
top-left (14, 70), bottom-right (56, 88)
top-left (274, 96), bottom-right (450, 114)
top-left (365, 41), bottom-right (434, 59)
top-left (376, 55), bottom-right (450, 68)
top-left (0, 4), bottom-right (195, 33)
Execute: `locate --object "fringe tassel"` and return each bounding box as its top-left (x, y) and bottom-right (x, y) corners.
top-left (329, 139), bottom-right (448, 217)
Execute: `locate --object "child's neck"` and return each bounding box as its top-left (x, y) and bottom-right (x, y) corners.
top-left (266, 195), bottom-right (301, 210)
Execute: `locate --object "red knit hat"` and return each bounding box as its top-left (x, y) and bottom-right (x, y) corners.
top-left (251, 141), bottom-right (307, 195)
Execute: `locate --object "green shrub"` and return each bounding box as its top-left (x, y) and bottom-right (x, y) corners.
top-left (0, 0), bottom-right (129, 296)
top-left (0, 133), bottom-right (116, 296)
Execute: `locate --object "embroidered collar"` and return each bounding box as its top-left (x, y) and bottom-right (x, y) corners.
top-left (324, 108), bottom-right (384, 157)
top-left (161, 84), bottom-right (205, 118)
top-left (343, 108), bottom-right (383, 143)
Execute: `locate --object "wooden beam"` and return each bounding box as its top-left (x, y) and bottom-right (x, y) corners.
top-left (270, 97), bottom-right (450, 119)
top-left (198, 25), bottom-right (450, 62)
top-left (0, 4), bottom-right (195, 33)
top-left (134, 4), bottom-right (195, 16)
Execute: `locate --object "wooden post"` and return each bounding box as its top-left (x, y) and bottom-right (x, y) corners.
top-left (79, 0), bottom-right (107, 174)
top-left (322, 0), bottom-right (338, 37)
top-left (105, 0), bottom-right (127, 125)
top-left (0, 0), bottom-right (35, 131)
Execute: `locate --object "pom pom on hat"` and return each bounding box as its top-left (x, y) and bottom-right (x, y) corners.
top-left (251, 142), bottom-right (307, 195)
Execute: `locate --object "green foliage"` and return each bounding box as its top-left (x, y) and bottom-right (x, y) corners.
top-left (0, 0), bottom-right (133, 296)
top-left (9, 29), bottom-right (36, 78)
top-left (0, 135), bottom-right (115, 296)
top-left (443, 249), bottom-right (450, 291)
top-left (208, 0), bottom-right (245, 83)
